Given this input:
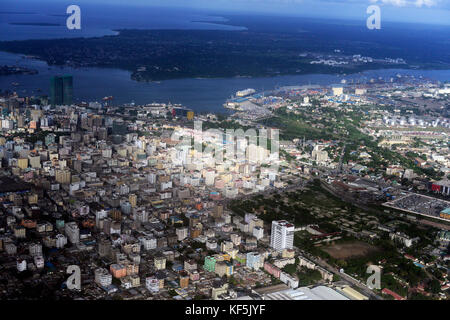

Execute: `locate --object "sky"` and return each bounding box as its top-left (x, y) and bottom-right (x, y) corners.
top-left (11, 0), bottom-right (450, 26)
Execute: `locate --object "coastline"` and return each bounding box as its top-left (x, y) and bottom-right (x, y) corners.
top-left (1, 49), bottom-right (449, 113)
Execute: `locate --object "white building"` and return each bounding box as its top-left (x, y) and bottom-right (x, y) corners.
top-left (95, 268), bottom-right (113, 287)
top-left (34, 256), bottom-right (44, 269)
top-left (29, 243), bottom-right (43, 256)
top-left (280, 271), bottom-right (299, 288)
top-left (205, 170), bottom-right (216, 186)
top-left (263, 286), bottom-right (349, 300)
top-left (389, 232), bottom-right (420, 248)
top-left (332, 87), bottom-right (344, 96)
top-left (253, 226), bottom-right (264, 240)
top-left (246, 252), bottom-right (263, 270)
top-left (140, 236), bottom-right (157, 250)
top-left (65, 222), bottom-right (80, 244)
top-left (17, 259), bottom-right (27, 272)
top-left (270, 220), bottom-right (294, 251)
top-left (146, 277), bottom-right (159, 293)
top-left (56, 234), bottom-right (68, 248)
top-left (231, 234), bottom-right (241, 246)
top-left (176, 227), bottom-right (188, 241)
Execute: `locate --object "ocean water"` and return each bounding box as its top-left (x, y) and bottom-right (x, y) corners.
top-left (0, 1), bottom-right (245, 41)
top-left (1, 51), bottom-right (450, 113)
top-left (0, 1), bottom-right (449, 113)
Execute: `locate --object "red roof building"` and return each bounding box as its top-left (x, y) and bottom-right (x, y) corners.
top-left (382, 288), bottom-right (405, 300)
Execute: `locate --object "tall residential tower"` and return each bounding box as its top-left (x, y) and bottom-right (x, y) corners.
top-left (270, 220), bottom-right (294, 251)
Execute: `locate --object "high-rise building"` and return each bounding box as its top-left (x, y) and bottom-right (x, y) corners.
top-left (270, 220), bottom-right (294, 251)
top-left (50, 76), bottom-right (63, 106)
top-left (98, 239), bottom-right (112, 258)
top-left (129, 194), bottom-right (137, 208)
top-left (110, 264), bottom-right (127, 278)
top-left (45, 133), bottom-right (56, 146)
top-left (179, 271), bottom-right (190, 288)
top-left (176, 227), bottom-right (188, 241)
top-left (230, 233), bottom-right (241, 246)
top-left (65, 222), bottom-right (80, 244)
top-left (154, 256), bottom-right (166, 270)
top-left (55, 169), bottom-right (71, 184)
top-left (61, 74), bottom-right (73, 105)
top-left (50, 75), bottom-right (73, 106)
top-left (28, 155), bottom-right (41, 168)
top-left (29, 243), bottom-right (42, 256)
top-left (215, 261), bottom-right (234, 277)
top-left (213, 205), bottom-right (223, 219)
top-left (18, 158), bottom-right (28, 170)
top-left (140, 236), bottom-right (157, 250)
top-left (184, 260), bottom-right (197, 272)
top-left (95, 268), bottom-right (113, 287)
top-left (204, 256), bottom-right (216, 273)
top-left (112, 119), bottom-right (128, 135)
top-left (55, 234), bottom-right (68, 248)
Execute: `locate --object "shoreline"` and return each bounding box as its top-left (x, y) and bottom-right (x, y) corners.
top-left (1, 50), bottom-right (449, 113)
top-left (5, 51), bottom-right (450, 84)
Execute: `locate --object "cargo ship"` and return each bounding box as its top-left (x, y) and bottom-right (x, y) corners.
top-left (235, 88), bottom-right (256, 97)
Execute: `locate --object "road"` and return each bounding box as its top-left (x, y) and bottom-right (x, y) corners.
top-left (223, 177), bottom-right (383, 299)
top-left (294, 248), bottom-right (383, 300)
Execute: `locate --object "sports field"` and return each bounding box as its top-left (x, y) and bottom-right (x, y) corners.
top-left (322, 241), bottom-right (379, 260)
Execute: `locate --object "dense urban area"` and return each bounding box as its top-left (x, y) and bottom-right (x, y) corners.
top-left (0, 74), bottom-right (449, 301)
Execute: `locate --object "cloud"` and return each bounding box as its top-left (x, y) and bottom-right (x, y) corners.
top-left (413, 0), bottom-right (437, 7)
top-left (369, 0), bottom-right (438, 7)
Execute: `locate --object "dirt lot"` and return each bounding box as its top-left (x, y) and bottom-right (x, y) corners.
top-left (322, 241), bottom-right (379, 260)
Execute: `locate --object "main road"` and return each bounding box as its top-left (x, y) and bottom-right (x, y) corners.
top-left (294, 247), bottom-right (384, 300)
top-left (223, 177), bottom-right (383, 299)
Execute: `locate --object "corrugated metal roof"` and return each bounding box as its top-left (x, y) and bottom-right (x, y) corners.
top-left (264, 286), bottom-right (348, 300)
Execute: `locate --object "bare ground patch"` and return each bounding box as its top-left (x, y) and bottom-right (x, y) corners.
top-left (322, 241), bottom-right (379, 260)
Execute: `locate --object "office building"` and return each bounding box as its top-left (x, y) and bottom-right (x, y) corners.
top-left (64, 222), bottom-right (80, 244)
top-left (50, 75), bottom-right (73, 106)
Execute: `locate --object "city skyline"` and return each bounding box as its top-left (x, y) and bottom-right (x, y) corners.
top-left (0, 0), bottom-right (449, 306)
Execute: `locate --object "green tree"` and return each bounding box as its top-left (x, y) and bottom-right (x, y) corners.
top-left (427, 279), bottom-right (441, 294)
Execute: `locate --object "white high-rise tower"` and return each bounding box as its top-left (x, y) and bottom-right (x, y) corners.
top-left (270, 220), bottom-right (294, 251)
